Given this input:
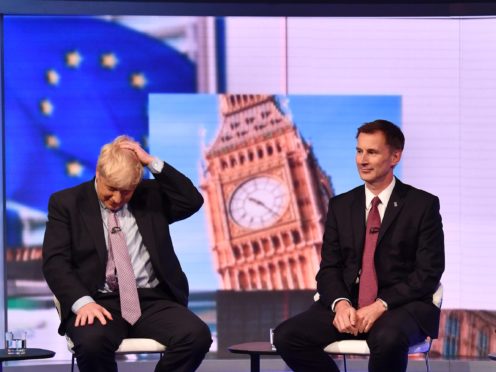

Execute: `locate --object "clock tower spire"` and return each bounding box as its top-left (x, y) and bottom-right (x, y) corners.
top-left (201, 94), bottom-right (333, 290)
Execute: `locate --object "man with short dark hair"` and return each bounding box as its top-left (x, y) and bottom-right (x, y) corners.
top-left (274, 120), bottom-right (444, 372)
top-left (43, 135), bottom-right (212, 372)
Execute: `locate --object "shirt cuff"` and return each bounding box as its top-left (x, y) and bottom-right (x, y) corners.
top-left (72, 296), bottom-right (95, 314)
top-left (147, 157), bottom-right (164, 174)
top-left (376, 298), bottom-right (388, 310)
top-left (331, 298), bottom-right (352, 312)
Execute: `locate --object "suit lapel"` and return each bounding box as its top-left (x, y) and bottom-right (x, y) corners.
top-left (351, 186), bottom-right (366, 254)
top-left (80, 180), bottom-right (107, 265)
top-left (377, 178), bottom-right (407, 244)
top-left (129, 185), bottom-right (157, 259)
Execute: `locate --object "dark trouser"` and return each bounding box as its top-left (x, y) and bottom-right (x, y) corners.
top-left (273, 301), bottom-right (427, 372)
top-left (66, 288), bottom-right (212, 372)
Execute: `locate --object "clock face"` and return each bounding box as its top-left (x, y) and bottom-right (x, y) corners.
top-left (229, 176), bottom-right (288, 229)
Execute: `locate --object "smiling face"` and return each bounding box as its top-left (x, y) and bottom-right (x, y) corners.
top-left (356, 131), bottom-right (402, 193)
top-left (96, 172), bottom-right (136, 211)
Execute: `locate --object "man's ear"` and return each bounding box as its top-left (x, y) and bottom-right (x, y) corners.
top-left (391, 149), bottom-right (402, 167)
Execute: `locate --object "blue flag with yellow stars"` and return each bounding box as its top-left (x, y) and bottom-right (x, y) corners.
top-left (4, 16), bottom-right (196, 213)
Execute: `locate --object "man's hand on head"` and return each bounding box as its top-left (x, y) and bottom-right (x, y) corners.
top-left (75, 302), bottom-right (113, 327)
top-left (333, 300), bottom-right (359, 336)
top-left (118, 140), bottom-right (154, 166)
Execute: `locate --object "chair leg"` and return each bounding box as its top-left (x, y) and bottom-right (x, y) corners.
top-left (71, 354), bottom-right (75, 372)
top-left (343, 354), bottom-right (348, 372)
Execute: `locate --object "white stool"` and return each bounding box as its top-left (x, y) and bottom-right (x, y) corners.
top-left (321, 283), bottom-right (443, 372)
top-left (53, 297), bottom-right (166, 372)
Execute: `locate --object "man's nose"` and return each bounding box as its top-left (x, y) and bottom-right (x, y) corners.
top-left (112, 192), bottom-right (122, 203)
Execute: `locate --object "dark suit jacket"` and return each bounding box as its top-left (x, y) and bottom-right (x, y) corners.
top-left (42, 162), bottom-right (203, 335)
top-left (316, 178), bottom-right (445, 337)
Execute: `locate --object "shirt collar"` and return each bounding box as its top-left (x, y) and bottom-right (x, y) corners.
top-left (365, 177), bottom-right (396, 210)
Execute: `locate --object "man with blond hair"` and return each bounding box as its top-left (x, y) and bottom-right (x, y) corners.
top-left (43, 135), bottom-right (211, 372)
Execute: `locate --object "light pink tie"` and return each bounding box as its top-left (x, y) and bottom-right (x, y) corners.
top-left (358, 196), bottom-right (382, 308)
top-left (108, 212), bottom-right (141, 325)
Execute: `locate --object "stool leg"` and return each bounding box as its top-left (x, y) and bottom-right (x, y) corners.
top-left (250, 354), bottom-right (260, 372)
top-left (343, 354), bottom-right (347, 372)
top-left (71, 354), bottom-right (75, 372)
top-left (425, 352), bottom-right (430, 372)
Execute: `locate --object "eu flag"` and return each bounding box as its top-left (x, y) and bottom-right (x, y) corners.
top-left (4, 16), bottom-right (196, 213)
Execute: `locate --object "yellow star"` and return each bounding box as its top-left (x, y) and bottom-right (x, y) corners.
top-left (46, 69), bottom-right (60, 85)
top-left (101, 53), bottom-right (118, 69)
top-left (66, 161), bottom-right (84, 177)
top-left (130, 73), bottom-right (147, 89)
top-left (45, 135), bottom-right (60, 149)
top-left (40, 99), bottom-right (54, 116)
top-left (65, 50), bottom-right (82, 68)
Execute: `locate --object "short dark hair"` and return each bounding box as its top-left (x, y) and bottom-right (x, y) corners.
top-left (356, 119), bottom-right (405, 151)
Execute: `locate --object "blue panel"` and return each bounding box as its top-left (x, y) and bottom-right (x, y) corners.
top-left (4, 15), bottom-right (196, 213)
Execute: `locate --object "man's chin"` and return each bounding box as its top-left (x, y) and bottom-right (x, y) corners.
top-left (107, 204), bottom-right (123, 211)
top-left (358, 172), bottom-right (372, 182)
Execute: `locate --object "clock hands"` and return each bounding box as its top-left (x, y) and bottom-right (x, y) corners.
top-left (247, 196), bottom-right (279, 216)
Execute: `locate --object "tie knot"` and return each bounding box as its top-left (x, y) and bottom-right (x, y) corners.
top-left (371, 196), bottom-right (381, 208)
top-left (108, 211), bottom-right (119, 229)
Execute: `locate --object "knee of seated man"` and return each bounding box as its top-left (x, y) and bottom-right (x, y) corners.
top-left (272, 320), bottom-right (299, 351)
top-left (73, 329), bottom-right (119, 356)
top-left (176, 320), bottom-right (212, 353)
top-left (367, 327), bottom-right (409, 354)
top-left (194, 322), bottom-right (213, 353)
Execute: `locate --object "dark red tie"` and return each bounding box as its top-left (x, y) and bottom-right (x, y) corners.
top-left (358, 196), bottom-right (381, 308)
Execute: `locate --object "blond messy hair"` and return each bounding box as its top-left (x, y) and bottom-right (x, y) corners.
top-left (96, 135), bottom-right (144, 189)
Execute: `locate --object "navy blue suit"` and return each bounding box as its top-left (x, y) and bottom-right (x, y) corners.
top-left (43, 162), bottom-right (212, 372)
top-left (274, 178), bottom-right (445, 372)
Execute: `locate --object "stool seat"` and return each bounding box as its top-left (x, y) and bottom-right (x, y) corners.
top-left (54, 297), bottom-right (166, 372)
top-left (324, 338), bottom-right (431, 355)
top-left (115, 338), bottom-right (166, 354)
top-left (321, 283), bottom-right (443, 372)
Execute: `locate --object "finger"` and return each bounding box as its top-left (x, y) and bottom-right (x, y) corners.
top-left (349, 310), bottom-right (356, 326)
top-left (333, 317), bottom-right (342, 332)
top-left (119, 142), bottom-right (137, 152)
top-left (365, 320), bottom-right (375, 333)
top-left (75, 314), bottom-right (81, 327)
top-left (332, 318), bottom-right (339, 330)
top-left (79, 313), bottom-right (87, 327)
top-left (96, 305), bottom-right (113, 320)
top-left (87, 313), bottom-right (94, 325)
top-left (334, 317), bottom-right (346, 333)
top-left (338, 317), bottom-right (349, 332)
top-left (96, 311), bottom-right (108, 325)
top-left (103, 308), bottom-right (113, 320)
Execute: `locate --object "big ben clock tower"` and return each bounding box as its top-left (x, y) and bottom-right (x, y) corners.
top-left (201, 94), bottom-right (333, 290)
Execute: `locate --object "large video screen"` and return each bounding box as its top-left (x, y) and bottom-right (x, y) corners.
top-left (4, 15), bottom-right (496, 359)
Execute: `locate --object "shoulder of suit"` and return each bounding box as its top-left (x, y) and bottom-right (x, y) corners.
top-left (50, 179), bottom-right (94, 199)
top-left (330, 184), bottom-right (364, 204)
top-left (395, 179), bottom-right (439, 201)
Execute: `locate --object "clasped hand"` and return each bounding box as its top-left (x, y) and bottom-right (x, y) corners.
top-left (332, 300), bottom-right (386, 335)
